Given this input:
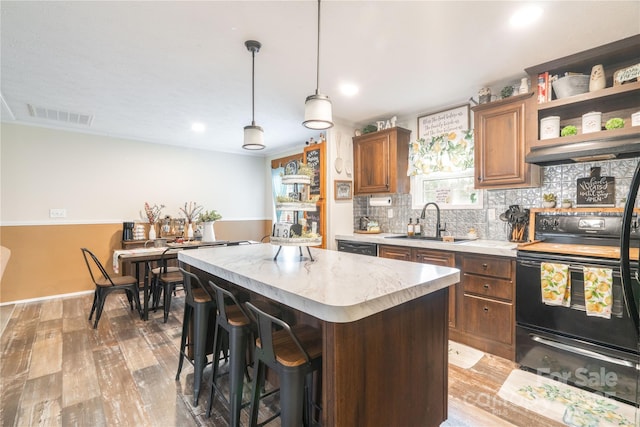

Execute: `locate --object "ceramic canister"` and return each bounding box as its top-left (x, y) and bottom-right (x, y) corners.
top-left (540, 116), bottom-right (560, 140)
top-left (582, 111), bottom-right (602, 134)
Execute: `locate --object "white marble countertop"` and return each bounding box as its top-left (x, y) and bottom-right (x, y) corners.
top-left (335, 233), bottom-right (517, 257)
top-left (178, 243), bottom-right (459, 323)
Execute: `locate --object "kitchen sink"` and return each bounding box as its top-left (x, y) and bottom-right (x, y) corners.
top-left (384, 235), bottom-right (470, 243)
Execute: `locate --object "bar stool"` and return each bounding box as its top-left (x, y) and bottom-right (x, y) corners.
top-left (205, 280), bottom-right (252, 425)
top-left (206, 281), bottom-right (280, 426)
top-left (245, 302), bottom-right (322, 427)
top-left (176, 268), bottom-right (216, 406)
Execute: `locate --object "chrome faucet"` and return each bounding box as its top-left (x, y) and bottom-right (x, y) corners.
top-left (420, 202), bottom-right (445, 238)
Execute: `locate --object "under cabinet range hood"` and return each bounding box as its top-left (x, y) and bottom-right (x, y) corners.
top-left (525, 139), bottom-right (640, 166)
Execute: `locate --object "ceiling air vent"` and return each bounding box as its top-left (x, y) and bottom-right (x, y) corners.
top-left (27, 104), bottom-right (93, 126)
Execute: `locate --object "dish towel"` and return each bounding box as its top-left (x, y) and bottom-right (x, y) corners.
top-left (583, 267), bottom-right (613, 319)
top-left (541, 262), bottom-right (571, 307)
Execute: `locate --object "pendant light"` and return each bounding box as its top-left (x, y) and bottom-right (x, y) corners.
top-left (243, 40), bottom-right (265, 150)
top-left (303, 0), bottom-right (333, 130)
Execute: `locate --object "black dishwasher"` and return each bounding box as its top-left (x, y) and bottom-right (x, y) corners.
top-left (337, 240), bottom-right (378, 256)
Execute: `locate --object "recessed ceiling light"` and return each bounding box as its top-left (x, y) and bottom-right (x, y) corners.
top-left (191, 122), bottom-right (205, 132)
top-left (339, 83), bottom-right (359, 97)
top-left (509, 5), bottom-right (543, 28)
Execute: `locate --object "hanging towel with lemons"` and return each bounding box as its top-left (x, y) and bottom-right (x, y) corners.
top-left (541, 263), bottom-right (571, 306)
top-left (583, 267), bottom-right (613, 319)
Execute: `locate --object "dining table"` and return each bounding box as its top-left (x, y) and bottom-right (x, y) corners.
top-left (113, 240), bottom-right (253, 320)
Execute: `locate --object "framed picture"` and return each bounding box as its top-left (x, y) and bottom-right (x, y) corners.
top-left (334, 180), bottom-right (352, 200)
top-left (417, 104), bottom-right (470, 140)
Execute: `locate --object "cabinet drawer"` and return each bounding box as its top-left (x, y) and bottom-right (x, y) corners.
top-left (463, 274), bottom-right (513, 301)
top-left (463, 295), bottom-right (513, 345)
top-left (378, 245), bottom-right (412, 261)
top-left (461, 255), bottom-right (512, 279)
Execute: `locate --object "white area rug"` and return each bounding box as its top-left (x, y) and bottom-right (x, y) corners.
top-left (448, 340), bottom-right (484, 369)
top-left (498, 369), bottom-right (636, 427)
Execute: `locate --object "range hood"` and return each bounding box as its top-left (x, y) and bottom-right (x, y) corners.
top-left (526, 138), bottom-right (640, 166)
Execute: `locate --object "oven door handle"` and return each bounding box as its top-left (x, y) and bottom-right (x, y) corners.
top-left (531, 334), bottom-right (639, 370)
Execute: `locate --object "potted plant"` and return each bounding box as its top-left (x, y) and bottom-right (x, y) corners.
top-left (542, 193), bottom-right (557, 208)
top-left (605, 117), bottom-right (625, 130)
top-left (560, 125), bottom-right (577, 136)
top-left (501, 85), bottom-right (514, 99)
top-left (198, 209), bottom-right (222, 242)
top-left (561, 199), bottom-right (572, 208)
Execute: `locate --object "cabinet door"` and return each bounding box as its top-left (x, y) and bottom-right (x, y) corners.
top-left (474, 94), bottom-right (538, 189)
top-left (414, 248), bottom-right (458, 329)
top-left (378, 245), bottom-right (412, 261)
top-left (354, 131), bottom-right (391, 194)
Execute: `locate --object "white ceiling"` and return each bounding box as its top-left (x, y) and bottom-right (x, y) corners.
top-left (1, 1), bottom-right (639, 156)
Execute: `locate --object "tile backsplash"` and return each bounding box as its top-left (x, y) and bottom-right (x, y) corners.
top-left (353, 158), bottom-right (639, 241)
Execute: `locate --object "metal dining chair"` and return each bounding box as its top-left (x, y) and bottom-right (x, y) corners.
top-left (81, 247), bottom-right (141, 328)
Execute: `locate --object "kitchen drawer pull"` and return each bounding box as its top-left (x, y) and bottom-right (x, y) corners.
top-left (483, 306), bottom-right (489, 312)
top-left (483, 283), bottom-right (490, 289)
top-left (482, 263), bottom-right (488, 269)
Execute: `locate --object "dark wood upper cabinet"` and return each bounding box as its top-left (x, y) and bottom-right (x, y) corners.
top-left (473, 93), bottom-right (541, 189)
top-left (353, 127), bottom-right (411, 195)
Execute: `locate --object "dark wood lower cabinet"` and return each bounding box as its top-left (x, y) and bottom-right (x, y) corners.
top-left (379, 244), bottom-right (516, 360)
top-left (379, 245), bottom-right (458, 329)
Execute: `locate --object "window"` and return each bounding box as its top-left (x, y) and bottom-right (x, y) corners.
top-left (408, 129), bottom-right (482, 209)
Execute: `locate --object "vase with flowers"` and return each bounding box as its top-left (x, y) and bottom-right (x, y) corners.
top-left (198, 209), bottom-right (222, 242)
top-left (179, 202), bottom-right (203, 239)
top-left (143, 202), bottom-right (164, 240)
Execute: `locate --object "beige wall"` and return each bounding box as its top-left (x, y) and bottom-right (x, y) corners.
top-left (0, 124), bottom-right (274, 303)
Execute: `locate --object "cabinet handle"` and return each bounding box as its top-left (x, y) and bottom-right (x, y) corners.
top-left (482, 263), bottom-right (488, 269)
top-left (483, 283), bottom-right (490, 289)
top-left (483, 307), bottom-right (489, 312)
top-left (477, 176), bottom-right (482, 182)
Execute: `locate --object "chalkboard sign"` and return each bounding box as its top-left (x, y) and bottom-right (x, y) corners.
top-left (576, 168), bottom-right (615, 207)
top-left (304, 144), bottom-right (324, 197)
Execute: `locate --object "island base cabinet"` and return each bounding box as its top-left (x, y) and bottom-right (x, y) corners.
top-left (323, 288), bottom-right (449, 427)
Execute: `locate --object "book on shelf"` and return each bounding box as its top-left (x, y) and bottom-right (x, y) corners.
top-left (537, 72), bottom-right (548, 103)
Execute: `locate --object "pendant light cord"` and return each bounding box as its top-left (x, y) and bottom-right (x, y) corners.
top-left (315, 0), bottom-right (321, 95)
top-left (251, 48), bottom-right (256, 126)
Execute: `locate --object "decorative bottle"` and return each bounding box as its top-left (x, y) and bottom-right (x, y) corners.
top-left (519, 77), bottom-right (529, 94)
top-left (407, 218), bottom-right (414, 236)
top-left (589, 64), bottom-right (605, 92)
top-left (148, 223), bottom-right (156, 240)
top-left (414, 219), bottom-right (421, 236)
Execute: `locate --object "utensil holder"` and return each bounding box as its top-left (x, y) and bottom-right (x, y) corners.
top-left (508, 223), bottom-right (527, 243)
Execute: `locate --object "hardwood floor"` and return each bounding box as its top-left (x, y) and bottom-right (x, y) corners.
top-left (1, 292), bottom-right (565, 426)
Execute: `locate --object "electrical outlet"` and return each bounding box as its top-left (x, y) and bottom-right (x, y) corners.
top-left (487, 208), bottom-right (496, 221)
top-left (49, 208), bottom-right (66, 218)
top-left (387, 208), bottom-right (394, 218)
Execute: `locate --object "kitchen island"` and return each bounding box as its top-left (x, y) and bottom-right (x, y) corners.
top-left (179, 243), bottom-right (460, 426)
